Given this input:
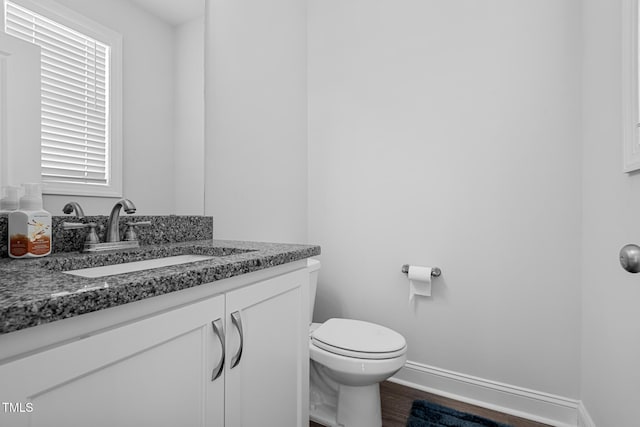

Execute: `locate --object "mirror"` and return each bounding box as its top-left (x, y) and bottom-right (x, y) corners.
top-left (0, 0), bottom-right (205, 216)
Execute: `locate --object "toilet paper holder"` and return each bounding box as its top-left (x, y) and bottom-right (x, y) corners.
top-left (401, 264), bottom-right (441, 277)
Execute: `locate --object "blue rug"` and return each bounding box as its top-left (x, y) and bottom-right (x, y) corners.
top-left (406, 400), bottom-right (513, 427)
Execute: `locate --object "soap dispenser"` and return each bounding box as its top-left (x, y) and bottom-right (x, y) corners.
top-left (8, 183), bottom-right (52, 258)
top-left (0, 186), bottom-right (19, 217)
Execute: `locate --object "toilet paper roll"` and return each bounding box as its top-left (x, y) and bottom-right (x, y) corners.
top-left (408, 266), bottom-right (432, 302)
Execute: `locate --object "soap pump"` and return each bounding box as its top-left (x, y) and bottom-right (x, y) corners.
top-left (8, 183), bottom-right (52, 258)
top-left (0, 186), bottom-right (19, 217)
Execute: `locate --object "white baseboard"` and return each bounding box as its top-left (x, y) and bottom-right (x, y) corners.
top-left (577, 401), bottom-right (596, 427)
top-left (391, 360), bottom-right (580, 427)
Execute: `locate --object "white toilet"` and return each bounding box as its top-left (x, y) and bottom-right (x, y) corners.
top-left (307, 259), bottom-right (407, 427)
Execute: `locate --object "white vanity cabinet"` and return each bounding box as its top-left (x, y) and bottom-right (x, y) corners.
top-left (224, 267), bottom-right (309, 426)
top-left (0, 265), bottom-right (309, 427)
top-left (0, 293), bottom-right (227, 427)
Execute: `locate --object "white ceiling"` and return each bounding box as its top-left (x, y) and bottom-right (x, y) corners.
top-left (128, 0), bottom-right (203, 27)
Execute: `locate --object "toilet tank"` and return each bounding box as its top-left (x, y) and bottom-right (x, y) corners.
top-left (306, 259), bottom-right (321, 325)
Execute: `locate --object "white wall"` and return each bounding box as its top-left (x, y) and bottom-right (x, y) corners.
top-left (0, 33), bottom-right (41, 190)
top-left (308, 0), bottom-right (582, 401)
top-left (581, 0), bottom-right (640, 425)
top-left (204, 0), bottom-right (308, 243)
top-left (174, 16), bottom-right (205, 216)
top-left (41, 0), bottom-right (176, 215)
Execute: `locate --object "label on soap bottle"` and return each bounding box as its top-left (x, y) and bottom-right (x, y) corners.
top-left (9, 233), bottom-right (28, 257)
top-left (9, 212), bottom-right (51, 257)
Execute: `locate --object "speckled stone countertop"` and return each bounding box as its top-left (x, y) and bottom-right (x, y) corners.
top-left (0, 215), bottom-right (214, 257)
top-left (0, 239), bottom-right (320, 335)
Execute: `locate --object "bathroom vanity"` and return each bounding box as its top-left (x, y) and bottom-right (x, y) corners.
top-left (0, 232), bottom-right (319, 427)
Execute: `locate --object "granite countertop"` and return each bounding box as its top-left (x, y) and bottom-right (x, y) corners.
top-left (0, 239), bottom-right (320, 335)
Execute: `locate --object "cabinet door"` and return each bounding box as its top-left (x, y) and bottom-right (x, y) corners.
top-left (225, 268), bottom-right (309, 427)
top-left (0, 295), bottom-right (226, 427)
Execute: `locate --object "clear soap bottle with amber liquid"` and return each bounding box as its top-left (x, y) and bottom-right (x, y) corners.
top-left (8, 183), bottom-right (52, 258)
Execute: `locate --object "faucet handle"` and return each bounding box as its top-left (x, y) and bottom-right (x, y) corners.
top-left (84, 223), bottom-right (99, 244)
top-left (63, 222), bottom-right (99, 247)
top-left (62, 222), bottom-right (87, 230)
top-left (124, 221), bottom-right (151, 242)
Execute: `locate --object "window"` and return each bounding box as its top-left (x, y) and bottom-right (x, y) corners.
top-left (3, 0), bottom-right (122, 196)
top-left (623, 0), bottom-right (640, 172)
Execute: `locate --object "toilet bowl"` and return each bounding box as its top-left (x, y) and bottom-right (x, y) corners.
top-left (307, 260), bottom-right (407, 427)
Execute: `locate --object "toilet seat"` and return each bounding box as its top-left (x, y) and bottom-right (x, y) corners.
top-left (311, 318), bottom-right (407, 360)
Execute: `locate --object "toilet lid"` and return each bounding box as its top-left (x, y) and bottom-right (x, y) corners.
top-left (311, 318), bottom-right (406, 360)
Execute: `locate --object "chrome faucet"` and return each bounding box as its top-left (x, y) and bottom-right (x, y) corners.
top-left (62, 202), bottom-right (85, 219)
top-left (106, 199), bottom-right (136, 242)
top-left (63, 198), bottom-right (147, 252)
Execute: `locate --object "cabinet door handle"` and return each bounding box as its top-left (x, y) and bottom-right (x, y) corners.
top-left (211, 318), bottom-right (225, 381)
top-left (230, 311), bottom-right (243, 369)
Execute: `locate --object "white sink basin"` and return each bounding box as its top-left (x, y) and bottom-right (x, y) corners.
top-left (63, 254), bottom-right (215, 278)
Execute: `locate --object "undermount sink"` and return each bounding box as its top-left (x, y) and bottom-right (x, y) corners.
top-left (62, 254), bottom-right (215, 278)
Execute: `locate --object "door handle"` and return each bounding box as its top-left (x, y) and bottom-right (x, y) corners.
top-left (620, 244), bottom-right (640, 273)
top-left (211, 318), bottom-right (225, 381)
top-left (230, 311), bottom-right (243, 369)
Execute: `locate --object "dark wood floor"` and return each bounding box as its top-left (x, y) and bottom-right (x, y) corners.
top-left (309, 381), bottom-right (551, 427)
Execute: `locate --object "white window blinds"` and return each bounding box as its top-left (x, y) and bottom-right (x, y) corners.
top-left (4, 0), bottom-right (111, 187)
